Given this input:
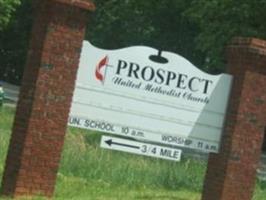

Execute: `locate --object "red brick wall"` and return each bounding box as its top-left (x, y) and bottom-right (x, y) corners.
top-left (202, 38), bottom-right (266, 200)
top-left (1, 0), bottom-right (94, 197)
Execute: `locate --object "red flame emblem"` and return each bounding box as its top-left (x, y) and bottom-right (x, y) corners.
top-left (95, 56), bottom-right (108, 83)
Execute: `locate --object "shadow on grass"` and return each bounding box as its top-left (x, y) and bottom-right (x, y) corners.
top-left (258, 180), bottom-right (266, 190)
top-left (136, 195), bottom-right (187, 200)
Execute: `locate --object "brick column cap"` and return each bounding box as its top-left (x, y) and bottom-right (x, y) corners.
top-left (54, 0), bottom-right (95, 11)
top-left (228, 37), bottom-right (266, 56)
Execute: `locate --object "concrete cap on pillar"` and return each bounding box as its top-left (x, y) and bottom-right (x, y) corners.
top-left (227, 37), bottom-right (266, 56)
top-left (54, 0), bottom-right (95, 11)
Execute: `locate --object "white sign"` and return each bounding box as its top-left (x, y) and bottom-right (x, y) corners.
top-left (101, 136), bottom-right (182, 161)
top-left (69, 41), bottom-right (232, 153)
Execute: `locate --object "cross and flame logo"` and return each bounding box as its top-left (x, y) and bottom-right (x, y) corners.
top-left (95, 56), bottom-right (109, 84)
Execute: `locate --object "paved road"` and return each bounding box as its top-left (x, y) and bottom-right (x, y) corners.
top-left (257, 153), bottom-right (266, 181)
top-left (1, 81), bottom-right (20, 102)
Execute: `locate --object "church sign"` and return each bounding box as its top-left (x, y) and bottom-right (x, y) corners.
top-left (69, 41), bottom-right (232, 153)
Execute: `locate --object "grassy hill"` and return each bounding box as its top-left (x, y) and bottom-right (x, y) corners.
top-left (0, 106), bottom-right (265, 199)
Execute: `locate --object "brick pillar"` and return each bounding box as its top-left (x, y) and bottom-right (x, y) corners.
top-left (1, 0), bottom-right (94, 198)
top-left (202, 37), bottom-right (266, 200)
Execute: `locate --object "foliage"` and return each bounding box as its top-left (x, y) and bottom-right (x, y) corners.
top-left (0, 0), bottom-right (32, 84)
top-left (2, 0), bottom-right (266, 83)
top-left (186, 0), bottom-right (266, 73)
top-left (0, 0), bottom-right (20, 31)
top-left (88, 0), bottom-right (205, 68)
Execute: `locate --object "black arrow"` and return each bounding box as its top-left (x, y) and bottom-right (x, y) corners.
top-left (105, 139), bottom-right (140, 149)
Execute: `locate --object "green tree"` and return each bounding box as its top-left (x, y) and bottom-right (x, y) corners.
top-left (2, 0), bottom-right (266, 84)
top-left (0, 0), bottom-right (32, 84)
top-left (0, 0), bottom-right (20, 30)
top-left (186, 0), bottom-right (266, 73)
top-left (87, 0), bottom-right (205, 68)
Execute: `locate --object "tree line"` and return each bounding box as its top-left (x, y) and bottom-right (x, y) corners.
top-left (0, 0), bottom-right (266, 84)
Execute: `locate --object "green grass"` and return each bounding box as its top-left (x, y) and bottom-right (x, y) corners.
top-left (55, 127), bottom-right (205, 200)
top-left (0, 106), bottom-right (15, 183)
top-left (60, 127), bottom-right (206, 191)
top-left (0, 105), bottom-right (266, 200)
